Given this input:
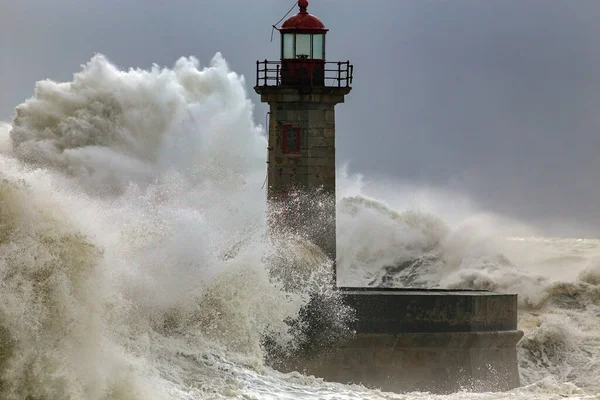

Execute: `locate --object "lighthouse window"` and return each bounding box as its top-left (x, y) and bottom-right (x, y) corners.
top-left (282, 125), bottom-right (301, 153)
top-left (282, 33), bottom-right (294, 59)
top-left (296, 34), bottom-right (311, 59)
top-left (312, 34), bottom-right (324, 59)
top-left (281, 33), bottom-right (326, 59)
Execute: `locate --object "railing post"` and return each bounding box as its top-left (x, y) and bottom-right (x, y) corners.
top-left (346, 61), bottom-right (350, 87)
top-left (263, 60), bottom-right (267, 86)
top-left (276, 64), bottom-right (280, 86)
top-left (338, 61), bottom-right (341, 87)
top-left (256, 60), bottom-right (259, 87)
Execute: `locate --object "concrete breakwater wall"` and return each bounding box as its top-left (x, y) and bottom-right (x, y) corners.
top-left (281, 288), bottom-right (523, 394)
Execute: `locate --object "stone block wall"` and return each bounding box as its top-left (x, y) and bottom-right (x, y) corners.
top-left (275, 290), bottom-right (524, 394)
top-left (289, 330), bottom-right (523, 394)
top-left (255, 86), bottom-right (351, 261)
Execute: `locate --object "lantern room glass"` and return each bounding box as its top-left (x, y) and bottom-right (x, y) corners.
top-left (282, 33), bottom-right (294, 59)
top-left (281, 32), bottom-right (327, 59)
top-left (312, 34), bottom-right (324, 59)
top-left (295, 34), bottom-right (311, 59)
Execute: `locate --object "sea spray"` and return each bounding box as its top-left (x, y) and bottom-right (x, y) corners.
top-left (0, 54), bottom-right (327, 399)
top-left (336, 195), bottom-right (449, 287)
top-left (10, 54), bottom-right (266, 196)
top-left (0, 176), bottom-right (148, 400)
top-left (335, 190), bottom-right (600, 393)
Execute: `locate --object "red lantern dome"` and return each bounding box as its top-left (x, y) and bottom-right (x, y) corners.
top-left (280, 0), bottom-right (328, 33)
top-left (254, 0), bottom-right (353, 88)
top-left (276, 1), bottom-right (337, 86)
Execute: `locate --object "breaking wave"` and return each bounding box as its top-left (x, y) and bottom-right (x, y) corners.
top-left (337, 193), bottom-right (600, 395)
top-left (1, 54), bottom-right (599, 399)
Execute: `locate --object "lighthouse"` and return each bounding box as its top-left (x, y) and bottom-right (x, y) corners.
top-left (254, 2), bottom-right (524, 393)
top-left (254, 0), bottom-right (353, 267)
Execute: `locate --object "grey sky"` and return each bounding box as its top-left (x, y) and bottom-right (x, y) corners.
top-left (2, 0), bottom-right (600, 236)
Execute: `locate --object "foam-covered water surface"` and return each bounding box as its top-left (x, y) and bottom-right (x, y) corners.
top-left (1, 54), bottom-right (599, 399)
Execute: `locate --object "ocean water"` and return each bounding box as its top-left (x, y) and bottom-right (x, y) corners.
top-left (0, 54), bottom-right (599, 400)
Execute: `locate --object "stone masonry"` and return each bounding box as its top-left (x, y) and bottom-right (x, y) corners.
top-left (279, 289), bottom-right (524, 393)
top-left (255, 86), bottom-right (352, 261)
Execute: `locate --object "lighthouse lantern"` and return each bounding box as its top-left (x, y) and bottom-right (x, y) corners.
top-left (279, 0), bottom-right (328, 86)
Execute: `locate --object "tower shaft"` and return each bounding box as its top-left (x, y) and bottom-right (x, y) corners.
top-left (256, 86), bottom-right (350, 261)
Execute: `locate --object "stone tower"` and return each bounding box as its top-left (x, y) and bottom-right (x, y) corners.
top-left (254, 0), bottom-right (352, 268)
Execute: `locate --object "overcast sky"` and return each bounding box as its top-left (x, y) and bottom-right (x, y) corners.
top-left (2, 0), bottom-right (600, 236)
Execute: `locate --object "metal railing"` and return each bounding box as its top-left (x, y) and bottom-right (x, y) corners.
top-left (255, 60), bottom-right (353, 88)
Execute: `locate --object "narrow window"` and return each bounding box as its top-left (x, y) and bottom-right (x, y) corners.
top-left (282, 33), bottom-right (294, 59)
top-left (296, 34), bottom-right (311, 59)
top-left (312, 34), bottom-right (325, 59)
top-left (282, 125), bottom-right (301, 153)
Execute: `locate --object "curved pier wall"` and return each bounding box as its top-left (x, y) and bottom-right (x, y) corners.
top-left (280, 289), bottom-right (523, 393)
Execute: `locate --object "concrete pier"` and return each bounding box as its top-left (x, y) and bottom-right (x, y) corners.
top-left (282, 288), bottom-right (523, 394)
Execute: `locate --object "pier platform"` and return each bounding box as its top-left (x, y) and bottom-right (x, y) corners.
top-left (283, 288), bottom-right (523, 393)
